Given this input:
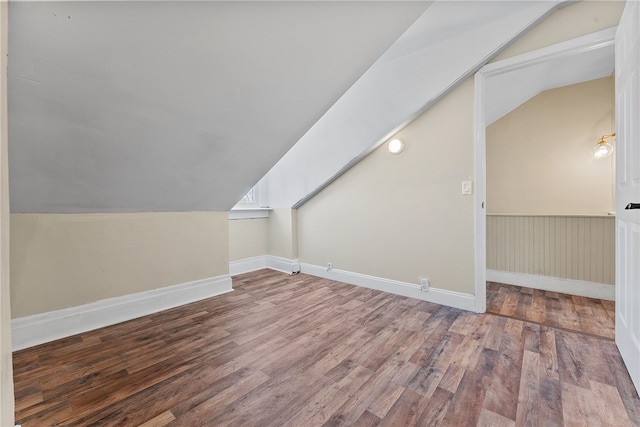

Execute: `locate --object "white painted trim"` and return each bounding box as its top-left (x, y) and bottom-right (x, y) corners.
top-left (228, 208), bottom-right (270, 220)
top-left (267, 256), bottom-right (301, 274)
top-left (474, 67), bottom-right (487, 314)
top-left (487, 213), bottom-right (615, 218)
top-left (480, 27), bottom-right (616, 77)
top-left (229, 255), bottom-right (300, 275)
top-left (300, 263), bottom-right (476, 312)
top-left (11, 275), bottom-right (233, 351)
top-left (474, 28), bottom-right (617, 316)
top-left (487, 270), bottom-right (615, 301)
top-left (229, 255), bottom-right (268, 276)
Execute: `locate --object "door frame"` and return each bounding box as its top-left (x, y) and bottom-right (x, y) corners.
top-left (473, 28), bottom-right (617, 313)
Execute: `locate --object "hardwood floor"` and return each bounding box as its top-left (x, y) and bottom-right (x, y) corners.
top-left (13, 270), bottom-right (639, 426)
top-left (486, 281), bottom-right (615, 340)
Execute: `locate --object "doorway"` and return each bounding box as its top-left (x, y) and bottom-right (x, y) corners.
top-left (484, 75), bottom-right (616, 338)
top-left (474, 27), bottom-right (617, 316)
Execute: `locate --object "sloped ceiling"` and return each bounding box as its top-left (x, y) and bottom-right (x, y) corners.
top-left (8, 1), bottom-right (430, 213)
top-left (264, 0), bottom-right (566, 208)
top-left (485, 36), bottom-right (615, 126)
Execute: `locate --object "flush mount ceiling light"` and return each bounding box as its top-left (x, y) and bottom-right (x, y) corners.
top-left (388, 138), bottom-right (405, 155)
top-left (593, 133), bottom-right (615, 159)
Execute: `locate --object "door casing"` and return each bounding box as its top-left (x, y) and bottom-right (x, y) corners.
top-left (473, 28), bottom-right (617, 313)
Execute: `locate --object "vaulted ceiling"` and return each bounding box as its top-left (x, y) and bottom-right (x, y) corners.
top-left (9, 1), bottom-right (429, 212)
top-left (8, 1), bottom-right (611, 213)
top-left (264, 0), bottom-right (568, 208)
top-left (485, 29), bottom-right (615, 126)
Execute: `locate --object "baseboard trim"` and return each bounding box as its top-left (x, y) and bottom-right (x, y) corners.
top-left (267, 256), bottom-right (301, 274)
top-left (12, 275), bottom-right (233, 351)
top-left (487, 270), bottom-right (614, 301)
top-left (229, 258), bottom-right (477, 311)
top-left (229, 255), bottom-right (268, 276)
top-left (300, 263), bottom-right (476, 312)
top-left (229, 255), bottom-right (300, 276)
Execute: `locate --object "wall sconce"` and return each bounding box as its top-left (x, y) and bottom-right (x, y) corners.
top-left (593, 133), bottom-right (615, 159)
top-left (388, 138), bottom-right (405, 155)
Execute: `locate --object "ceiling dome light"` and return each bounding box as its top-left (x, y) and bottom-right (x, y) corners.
top-left (593, 133), bottom-right (615, 159)
top-left (388, 138), bottom-right (405, 155)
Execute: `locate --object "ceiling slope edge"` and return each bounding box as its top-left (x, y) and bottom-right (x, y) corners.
top-left (263, 1), bottom-right (565, 209)
top-left (484, 27), bottom-right (616, 127)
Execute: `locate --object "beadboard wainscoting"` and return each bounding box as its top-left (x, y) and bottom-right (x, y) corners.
top-left (487, 214), bottom-right (615, 298)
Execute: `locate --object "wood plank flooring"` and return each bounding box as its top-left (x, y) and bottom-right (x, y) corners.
top-left (486, 281), bottom-right (615, 340)
top-left (13, 270), bottom-right (639, 426)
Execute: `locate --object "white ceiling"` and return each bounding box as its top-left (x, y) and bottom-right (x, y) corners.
top-left (8, 1), bottom-right (430, 212)
top-left (485, 40), bottom-right (615, 126)
top-left (10, 0), bottom-right (612, 213)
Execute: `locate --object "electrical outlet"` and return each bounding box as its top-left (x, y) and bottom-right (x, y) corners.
top-left (327, 262), bottom-right (333, 272)
top-left (420, 277), bottom-right (430, 292)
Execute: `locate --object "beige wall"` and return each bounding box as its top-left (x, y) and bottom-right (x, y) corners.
top-left (296, 1), bottom-right (623, 296)
top-left (0, 1), bottom-right (13, 423)
top-left (11, 212), bottom-right (229, 318)
top-left (229, 212), bottom-right (299, 262)
top-left (487, 77), bottom-right (615, 215)
top-left (299, 79), bottom-right (476, 293)
top-left (268, 208), bottom-right (298, 259)
top-left (229, 218), bottom-right (268, 261)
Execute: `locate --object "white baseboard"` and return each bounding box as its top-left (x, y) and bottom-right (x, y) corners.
top-left (267, 255), bottom-right (300, 274)
top-left (300, 263), bottom-right (476, 312)
top-left (487, 270), bottom-right (615, 301)
top-left (12, 275), bottom-right (233, 351)
top-left (229, 257), bottom-right (476, 310)
top-left (229, 255), bottom-right (300, 276)
top-left (229, 255), bottom-right (268, 276)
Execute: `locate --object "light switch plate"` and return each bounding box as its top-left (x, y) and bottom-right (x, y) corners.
top-left (462, 181), bottom-right (473, 195)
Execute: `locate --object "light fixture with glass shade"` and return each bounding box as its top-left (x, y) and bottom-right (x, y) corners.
top-left (593, 133), bottom-right (615, 159)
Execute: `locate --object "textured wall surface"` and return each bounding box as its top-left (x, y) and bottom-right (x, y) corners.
top-left (487, 215), bottom-right (615, 285)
